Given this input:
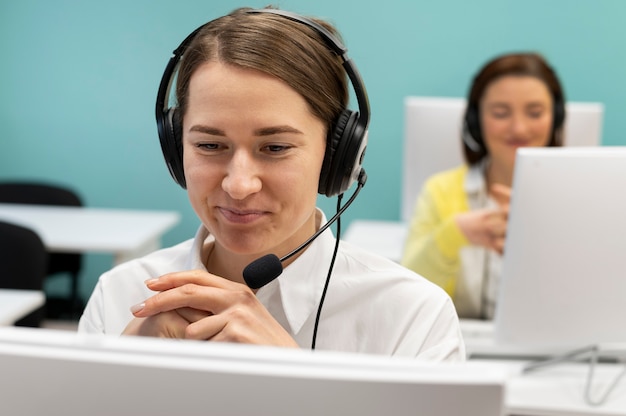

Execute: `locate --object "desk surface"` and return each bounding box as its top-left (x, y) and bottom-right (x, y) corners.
top-left (0, 203), bottom-right (181, 255)
top-left (476, 359), bottom-right (626, 416)
top-left (465, 323), bottom-right (626, 415)
top-left (0, 289), bottom-right (45, 326)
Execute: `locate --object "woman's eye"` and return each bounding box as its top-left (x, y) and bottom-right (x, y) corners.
top-left (527, 110), bottom-right (545, 119)
top-left (491, 111), bottom-right (509, 119)
top-left (264, 144), bottom-right (290, 153)
top-left (197, 143), bottom-right (220, 151)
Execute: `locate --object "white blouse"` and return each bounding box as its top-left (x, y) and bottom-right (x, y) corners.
top-left (79, 210), bottom-right (465, 361)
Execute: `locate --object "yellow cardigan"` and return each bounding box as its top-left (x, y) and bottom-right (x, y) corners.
top-left (401, 165), bottom-right (470, 299)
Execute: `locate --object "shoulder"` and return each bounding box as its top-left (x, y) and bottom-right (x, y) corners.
top-left (425, 165), bottom-right (468, 189)
top-left (336, 241), bottom-right (452, 302)
top-left (335, 242), bottom-right (464, 359)
top-left (421, 165), bottom-right (469, 205)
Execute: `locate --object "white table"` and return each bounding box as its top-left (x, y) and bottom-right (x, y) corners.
top-left (471, 359), bottom-right (626, 416)
top-left (459, 319), bottom-right (562, 359)
top-left (463, 322), bottom-right (626, 415)
top-left (0, 203), bottom-right (181, 265)
top-left (342, 219), bottom-right (407, 262)
top-left (0, 289), bottom-right (46, 326)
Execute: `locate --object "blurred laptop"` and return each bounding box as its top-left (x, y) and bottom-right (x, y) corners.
top-left (465, 147), bottom-right (626, 359)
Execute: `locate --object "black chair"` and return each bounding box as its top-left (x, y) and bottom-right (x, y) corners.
top-left (0, 182), bottom-right (84, 319)
top-left (0, 220), bottom-right (48, 327)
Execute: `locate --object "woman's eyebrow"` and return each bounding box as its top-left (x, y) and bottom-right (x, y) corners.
top-left (188, 125), bottom-right (303, 136)
top-left (254, 125), bottom-right (303, 136)
top-left (526, 101), bottom-right (548, 108)
top-left (485, 102), bottom-right (510, 108)
top-left (189, 125), bottom-right (225, 136)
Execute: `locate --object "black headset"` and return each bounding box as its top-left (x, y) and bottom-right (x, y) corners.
top-left (155, 8), bottom-right (370, 197)
top-left (463, 80), bottom-right (565, 152)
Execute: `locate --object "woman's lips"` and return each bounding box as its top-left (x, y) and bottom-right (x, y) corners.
top-left (507, 139), bottom-right (530, 147)
top-left (218, 207), bottom-right (266, 224)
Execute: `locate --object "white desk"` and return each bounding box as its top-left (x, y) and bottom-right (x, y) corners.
top-left (343, 219), bottom-right (407, 262)
top-left (463, 321), bottom-right (626, 415)
top-left (0, 289), bottom-right (45, 326)
top-left (0, 203), bottom-right (181, 265)
top-left (460, 319), bottom-right (560, 359)
top-left (473, 359), bottom-right (626, 416)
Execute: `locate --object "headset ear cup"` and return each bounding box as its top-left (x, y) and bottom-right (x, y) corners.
top-left (463, 106), bottom-right (483, 152)
top-left (549, 98), bottom-right (566, 146)
top-left (553, 98), bottom-right (566, 130)
top-left (319, 110), bottom-right (351, 196)
top-left (320, 110), bottom-right (366, 197)
top-left (465, 107), bottom-right (482, 146)
top-left (161, 108), bottom-right (186, 188)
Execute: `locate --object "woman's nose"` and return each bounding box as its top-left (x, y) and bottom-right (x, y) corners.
top-left (510, 114), bottom-right (530, 136)
top-left (221, 151), bottom-right (262, 200)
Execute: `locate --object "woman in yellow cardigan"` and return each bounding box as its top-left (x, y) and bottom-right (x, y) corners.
top-left (402, 52), bottom-right (565, 319)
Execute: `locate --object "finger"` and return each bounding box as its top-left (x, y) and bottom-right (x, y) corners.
top-left (184, 314), bottom-right (229, 341)
top-left (185, 311), bottom-right (266, 344)
top-left (132, 283), bottom-right (255, 318)
top-left (485, 207), bottom-right (509, 231)
top-left (132, 283), bottom-right (218, 317)
top-left (122, 312), bottom-right (189, 338)
top-left (176, 306), bottom-right (212, 323)
top-left (491, 237), bottom-right (506, 255)
top-left (490, 184), bottom-right (512, 208)
top-left (180, 301), bottom-right (300, 347)
top-left (488, 217), bottom-right (507, 238)
top-left (145, 269), bottom-right (244, 292)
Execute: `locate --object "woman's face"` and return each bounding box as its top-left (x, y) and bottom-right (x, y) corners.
top-left (182, 61), bottom-right (326, 260)
top-left (479, 75), bottom-right (554, 170)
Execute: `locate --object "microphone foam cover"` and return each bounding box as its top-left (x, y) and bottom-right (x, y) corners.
top-left (243, 253), bottom-right (283, 289)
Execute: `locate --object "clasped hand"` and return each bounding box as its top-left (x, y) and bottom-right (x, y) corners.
top-left (455, 184), bottom-right (511, 255)
top-left (122, 270), bottom-right (298, 348)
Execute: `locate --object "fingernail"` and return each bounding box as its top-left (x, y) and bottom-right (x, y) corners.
top-left (144, 278), bottom-right (158, 286)
top-left (130, 302), bottom-right (145, 314)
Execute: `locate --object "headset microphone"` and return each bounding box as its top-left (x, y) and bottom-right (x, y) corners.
top-left (243, 169), bottom-right (367, 289)
top-left (242, 254), bottom-right (283, 290)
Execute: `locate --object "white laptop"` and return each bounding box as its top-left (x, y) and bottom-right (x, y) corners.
top-left (469, 147), bottom-right (626, 358)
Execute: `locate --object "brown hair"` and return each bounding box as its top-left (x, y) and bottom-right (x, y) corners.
top-left (462, 52), bottom-right (566, 165)
top-left (174, 7), bottom-right (348, 137)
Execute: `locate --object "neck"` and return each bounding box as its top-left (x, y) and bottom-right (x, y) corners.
top-left (486, 160), bottom-right (514, 188)
top-left (205, 244), bottom-right (249, 286)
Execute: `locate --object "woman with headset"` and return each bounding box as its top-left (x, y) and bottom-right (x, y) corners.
top-left (78, 7), bottom-right (464, 360)
top-left (401, 52), bottom-right (565, 320)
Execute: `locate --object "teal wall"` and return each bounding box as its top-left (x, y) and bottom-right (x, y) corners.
top-left (2, 0), bottom-right (625, 301)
